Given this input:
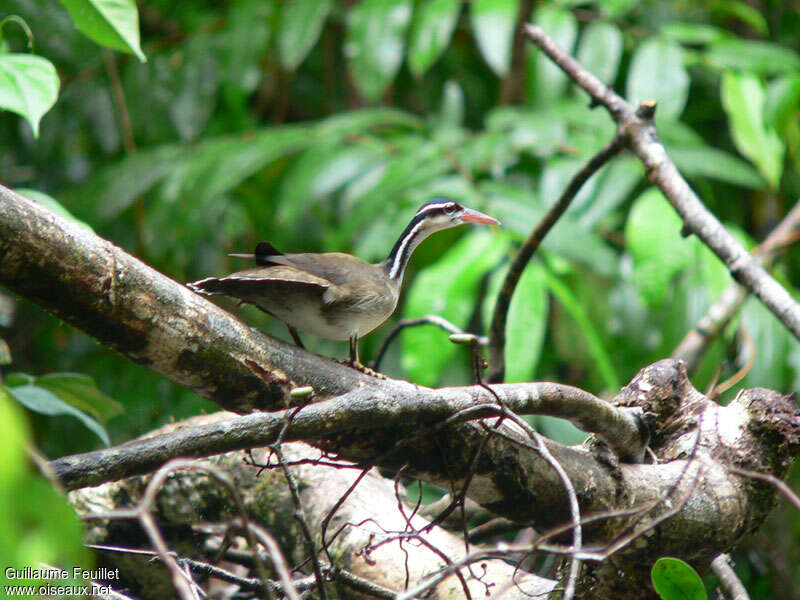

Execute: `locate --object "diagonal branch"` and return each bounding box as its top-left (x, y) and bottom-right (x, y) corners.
top-left (487, 137), bottom-right (623, 383)
top-left (522, 24), bottom-right (800, 344)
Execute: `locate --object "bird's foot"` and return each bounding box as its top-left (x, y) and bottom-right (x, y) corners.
top-left (337, 359), bottom-right (387, 379)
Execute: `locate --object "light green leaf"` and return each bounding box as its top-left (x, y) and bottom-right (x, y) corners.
top-left (706, 39), bottom-right (800, 75)
top-left (346, 0), bottom-right (412, 102)
top-left (626, 189), bottom-right (695, 307)
top-left (60, 0), bottom-right (146, 61)
top-left (16, 188), bottom-right (94, 231)
top-left (626, 37), bottom-right (689, 119)
top-left (667, 146), bottom-right (765, 189)
top-left (765, 74), bottom-right (800, 134)
top-left (482, 262), bottom-right (548, 382)
top-left (36, 373), bottom-right (123, 423)
top-left (710, 0), bottom-right (768, 36)
top-left (661, 22), bottom-right (732, 45)
top-left (578, 158), bottom-right (643, 228)
top-left (529, 5), bottom-right (577, 106)
top-left (277, 0), bottom-right (332, 70)
top-left (576, 22), bottom-right (623, 86)
top-left (403, 230), bottom-right (510, 385)
top-left (544, 270), bottom-right (620, 391)
top-left (721, 72), bottom-right (785, 188)
top-left (0, 54), bottom-right (59, 137)
top-left (470, 0), bottom-right (518, 77)
top-left (407, 0), bottom-right (461, 77)
top-left (5, 383), bottom-right (111, 445)
top-left (651, 557), bottom-right (707, 600)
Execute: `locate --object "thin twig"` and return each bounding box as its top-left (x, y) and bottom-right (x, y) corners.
top-left (729, 467), bottom-right (800, 511)
top-left (487, 137), bottom-right (623, 383)
top-left (673, 198), bottom-right (800, 371)
top-left (370, 315), bottom-right (487, 371)
top-left (711, 554), bottom-right (750, 600)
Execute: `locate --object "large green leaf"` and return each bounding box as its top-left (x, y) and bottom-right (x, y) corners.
top-left (407, 0), bottom-right (461, 77)
top-left (651, 557), bottom-right (707, 600)
top-left (576, 22), bottom-right (623, 87)
top-left (277, 0), bottom-right (332, 70)
top-left (470, 0), bottom-right (518, 77)
top-left (36, 373), bottom-right (123, 423)
top-left (5, 383), bottom-right (111, 445)
top-left (705, 39), bottom-right (800, 75)
top-left (626, 37), bottom-right (689, 120)
top-left (529, 5), bottom-right (577, 106)
top-left (544, 271), bottom-right (620, 391)
top-left (765, 74), bottom-right (800, 134)
top-left (0, 54), bottom-right (59, 137)
top-left (626, 189), bottom-right (695, 307)
top-left (60, 0), bottom-right (146, 61)
top-left (667, 146), bottom-right (765, 189)
top-left (403, 230), bottom-right (510, 385)
top-left (482, 261), bottom-right (548, 382)
top-left (721, 72), bottom-right (785, 188)
top-left (346, 0), bottom-right (412, 102)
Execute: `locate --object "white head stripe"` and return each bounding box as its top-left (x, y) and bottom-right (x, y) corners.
top-left (415, 202), bottom-right (451, 216)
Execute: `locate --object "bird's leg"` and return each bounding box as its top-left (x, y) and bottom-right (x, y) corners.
top-left (345, 336), bottom-right (386, 378)
top-left (349, 335), bottom-right (359, 367)
top-left (288, 326), bottom-right (305, 349)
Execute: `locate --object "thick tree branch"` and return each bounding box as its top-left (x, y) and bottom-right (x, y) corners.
top-left (50, 380), bottom-right (644, 490)
top-left (0, 184), bottom-right (377, 413)
top-left (523, 24), bottom-right (800, 344)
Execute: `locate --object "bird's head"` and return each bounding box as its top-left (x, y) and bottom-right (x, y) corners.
top-left (413, 198), bottom-right (500, 233)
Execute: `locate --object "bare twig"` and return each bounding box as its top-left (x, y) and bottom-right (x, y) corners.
top-left (729, 467), bottom-right (800, 512)
top-left (371, 315), bottom-right (487, 371)
top-left (711, 554), bottom-right (750, 600)
top-left (673, 199), bottom-right (800, 371)
top-left (522, 24), bottom-right (800, 344)
top-left (487, 137), bottom-right (623, 383)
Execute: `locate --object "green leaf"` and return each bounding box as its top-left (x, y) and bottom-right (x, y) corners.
top-left (277, 140), bottom-right (383, 226)
top-left (667, 146), bottom-right (765, 189)
top-left (721, 72), bottom-right (785, 189)
top-left (626, 38), bottom-right (689, 120)
top-left (59, 0), bottom-right (146, 61)
top-left (529, 5), bottom-right (577, 106)
top-left (36, 373), bottom-right (123, 423)
top-left (626, 189), bottom-right (695, 307)
top-left (0, 54), bottom-right (59, 137)
top-left (407, 0), bottom-right (461, 77)
top-left (15, 188), bottom-right (94, 231)
top-left (705, 39), bottom-right (800, 75)
top-left (5, 383), bottom-right (111, 445)
top-left (651, 557), bottom-right (707, 600)
top-left (578, 158), bottom-right (643, 228)
top-left (661, 22), bottom-right (732, 45)
top-left (403, 230), bottom-right (510, 385)
top-left (346, 0), bottom-right (412, 102)
top-left (470, 0), bottom-right (518, 77)
top-left (277, 0), bottom-right (332, 70)
top-left (576, 22), bottom-right (623, 87)
top-left (710, 0), bottom-right (768, 36)
top-left (544, 270), bottom-right (620, 391)
top-left (482, 262), bottom-right (548, 382)
top-left (765, 74), bottom-right (800, 134)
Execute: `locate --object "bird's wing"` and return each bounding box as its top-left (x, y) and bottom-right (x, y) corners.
top-left (188, 265), bottom-right (334, 299)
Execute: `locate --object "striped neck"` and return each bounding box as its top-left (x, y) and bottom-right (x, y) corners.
top-left (384, 214), bottom-right (433, 282)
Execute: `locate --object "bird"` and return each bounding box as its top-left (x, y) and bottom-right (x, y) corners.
top-left (187, 199), bottom-right (500, 370)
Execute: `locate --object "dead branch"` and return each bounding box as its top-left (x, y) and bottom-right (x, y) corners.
top-left (522, 24), bottom-right (800, 344)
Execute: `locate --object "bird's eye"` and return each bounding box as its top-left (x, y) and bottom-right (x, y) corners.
top-left (444, 202), bottom-right (458, 214)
